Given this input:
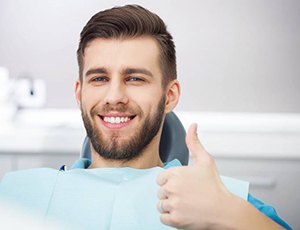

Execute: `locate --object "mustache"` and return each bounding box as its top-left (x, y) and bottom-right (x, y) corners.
top-left (90, 104), bottom-right (142, 116)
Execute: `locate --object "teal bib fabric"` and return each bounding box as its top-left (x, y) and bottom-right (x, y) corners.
top-left (1, 159), bottom-right (285, 230)
top-left (1, 166), bottom-right (170, 229)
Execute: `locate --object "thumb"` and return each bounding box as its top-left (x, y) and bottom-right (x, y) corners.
top-left (185, 123), bottom-right (208, 164)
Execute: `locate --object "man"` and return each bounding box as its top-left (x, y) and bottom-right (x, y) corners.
top-left (0, 4), bottom-right (291, 230)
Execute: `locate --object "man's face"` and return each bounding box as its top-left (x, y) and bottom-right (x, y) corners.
top-left (76, 37), bottom-right (168, 161)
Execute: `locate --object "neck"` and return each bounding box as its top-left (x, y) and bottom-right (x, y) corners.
top-left (88, 136), bottom-right (164, 169)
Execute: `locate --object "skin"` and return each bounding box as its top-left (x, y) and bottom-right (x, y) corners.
top-left (75, 36), bottom-right (180, 169)
top-left (75, 36), bottom-right (284, 229)
top-left (157, 124), bottom-right (285, 229)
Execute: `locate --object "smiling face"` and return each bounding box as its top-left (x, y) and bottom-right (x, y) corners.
top-left (75, 37), bottom-right (179, 164)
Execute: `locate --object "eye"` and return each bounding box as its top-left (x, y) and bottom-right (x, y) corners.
top-left (93, 76), bottom-right (108, 82)
top-left (126, 76), bottom-right (144, 82)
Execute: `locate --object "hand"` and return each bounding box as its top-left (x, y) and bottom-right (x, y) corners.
top-left (156, 123), bottom-right (233, 230)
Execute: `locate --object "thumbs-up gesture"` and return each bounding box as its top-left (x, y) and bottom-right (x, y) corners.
top-left (156, 123), bottom-right (234, 229)
top-left (157, 124), bottom-right (286, 230)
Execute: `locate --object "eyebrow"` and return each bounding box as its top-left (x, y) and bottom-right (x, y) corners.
top-left (85, 67), bottom-right (154, 78)
top-left (123, 68), bottom-right (153, 77)
top-left (85, 68), bottom-right (107, 77)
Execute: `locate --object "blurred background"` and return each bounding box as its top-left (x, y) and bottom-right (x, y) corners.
top-left (0, 0), bottom-right (299, 228)
top-left (0, 0), bottom-right (299, 112)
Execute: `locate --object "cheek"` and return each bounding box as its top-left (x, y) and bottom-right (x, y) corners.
top-left (134, 92), bottom-right (164, 115)
top-left (80, 88), bottom-right (101, 110)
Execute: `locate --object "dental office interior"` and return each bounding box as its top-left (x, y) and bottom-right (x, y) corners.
top-left (0, 0), bottom-right (299, 229)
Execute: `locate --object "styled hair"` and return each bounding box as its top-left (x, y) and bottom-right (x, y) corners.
top-left (77, 4), bottom-right (176, 87)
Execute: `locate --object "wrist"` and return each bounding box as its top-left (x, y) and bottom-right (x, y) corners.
top-left (213, 193), bottom-right (246, 230)
top-left (216, 193), bottom-right (285, 230)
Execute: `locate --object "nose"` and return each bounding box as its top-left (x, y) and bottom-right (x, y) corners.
top-left (103, 80), bottom-right (128, 106)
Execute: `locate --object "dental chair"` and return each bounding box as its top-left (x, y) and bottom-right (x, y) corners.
top-left (80, 111), bottom-right (189, 165)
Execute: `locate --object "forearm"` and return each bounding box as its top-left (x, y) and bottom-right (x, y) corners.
top-left (219, 195), bottom-right (285, 230)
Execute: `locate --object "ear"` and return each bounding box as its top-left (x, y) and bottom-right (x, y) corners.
top-left (164, 80), bottom-right (180, 113)
top-left (75, 79), bottom-right (81, 107)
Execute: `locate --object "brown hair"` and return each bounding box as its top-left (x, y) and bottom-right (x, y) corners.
top-left (77, 4), bottom-right (176, 87)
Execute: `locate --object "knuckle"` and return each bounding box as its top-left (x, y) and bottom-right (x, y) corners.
top-left (157, 188), bottom-right (163, 199)
top-left (166, 180), bottom-right (179, 193)
top-left (168, 213), bottom-right (184, 228)
top-left (156, 202), bottom-right (160, 212)
top-left (170, 197), bottom-right (180, 209)
top-left (160, 214), bottom-right (173, 226)
top-left (204, 152), bottom-right (215, 167)
top-left (160, 215), bottom-right (168, 224)
top-left (157, 172), bottom-right (167, 185)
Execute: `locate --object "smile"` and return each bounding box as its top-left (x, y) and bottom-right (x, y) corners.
top-left (103, 116), bottom-right (131, 124)
top-left (99, 114), bottom-right (136, 128)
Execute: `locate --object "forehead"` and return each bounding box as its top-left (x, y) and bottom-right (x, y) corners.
top-left (83, 36), bottom-right (162, 76)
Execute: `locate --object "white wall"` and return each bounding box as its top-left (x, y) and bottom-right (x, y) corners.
top-left (0, 0), bottom-right (299, 112)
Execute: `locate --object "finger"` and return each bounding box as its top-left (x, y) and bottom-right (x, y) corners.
top-left (160, 213), bottom-right (172, 226)
top-left (157, 167), bottom-right (181, 186)
top-left (157, 188), bottom-right (168, 200)
top-left (185, 123), bottom-right (208, 164)
top-left (157, 199), bottom-right (172, 213)
top-left (160, 213), bottom-right (180, 228)
top-left (157, 200), bottom-right (165, 213)
top-left (156, 170), bottom-right (170, 186)
top-left (185, 123), bottom-right (198, 146)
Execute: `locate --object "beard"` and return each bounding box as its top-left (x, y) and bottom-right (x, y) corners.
top-left (81, 96), bottom-right (166, 162)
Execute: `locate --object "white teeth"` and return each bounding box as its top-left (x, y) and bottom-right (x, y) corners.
top-left (103, 116), bottom-right (131, 124)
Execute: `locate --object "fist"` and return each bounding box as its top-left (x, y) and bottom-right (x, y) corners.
top-left (156, 124), bottom-right (233, 230)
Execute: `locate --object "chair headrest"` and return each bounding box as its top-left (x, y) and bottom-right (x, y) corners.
top-left (80, 111), bottom-right (189, 165)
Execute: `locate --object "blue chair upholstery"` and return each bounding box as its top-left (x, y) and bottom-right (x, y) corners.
top-left (80, 111), bottom-right (189, 165)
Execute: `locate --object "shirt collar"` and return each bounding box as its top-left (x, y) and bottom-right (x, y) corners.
top-left (71, 158), bottom-right (182, 169)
